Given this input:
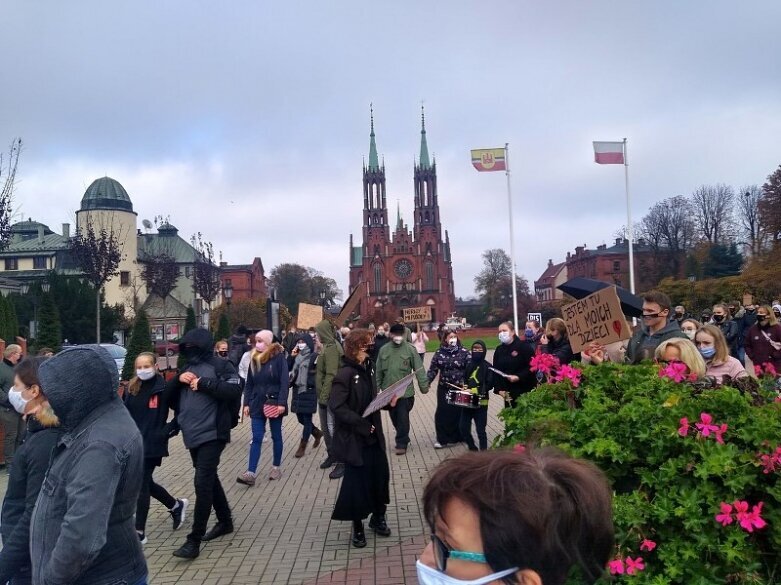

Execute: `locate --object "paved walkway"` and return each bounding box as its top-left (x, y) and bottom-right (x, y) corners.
top-left (0, 353), bottom-right (505, 585)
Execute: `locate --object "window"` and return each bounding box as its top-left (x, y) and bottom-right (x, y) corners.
top-left (613, 261), bottom-right (621, 272)
top-left (185, 266), bottom-right (192, 278)
top-left (4, 258), bottom-right (17, 271)
top-left (33, 256), bottom-right (47, 269)
top-left (120, 271), bottom-right (130, 286)
top-left (373, 264), bottom-right (383, 294)
top-left (425, 261), bottom-right (435, 291)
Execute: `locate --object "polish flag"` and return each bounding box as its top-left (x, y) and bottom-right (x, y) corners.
top-left (593, 141), bottom-right (625, 164)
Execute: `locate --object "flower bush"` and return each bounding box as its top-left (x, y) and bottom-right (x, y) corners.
top-left (497, 362), bottom-right (781, 583)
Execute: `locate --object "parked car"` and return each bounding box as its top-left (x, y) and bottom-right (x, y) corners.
top-left (155, 340), bottom-right (179, 357)
top-left (99, 343), bottom-right (127, 375)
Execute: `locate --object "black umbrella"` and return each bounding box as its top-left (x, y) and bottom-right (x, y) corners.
top-left (556, 277), bottom-right (644, 318)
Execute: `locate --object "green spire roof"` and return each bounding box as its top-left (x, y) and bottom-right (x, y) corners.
top-left (419, 105), bottom-right (431, 170)
top-left (368, 104), bottom-right (380, 171)
top-left (396, 200), bottom-right (402, 228)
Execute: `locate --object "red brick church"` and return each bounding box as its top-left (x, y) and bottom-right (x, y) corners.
top-left (348, 108), bottom-right (456, 325)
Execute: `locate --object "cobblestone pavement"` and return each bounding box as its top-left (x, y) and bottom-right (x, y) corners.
top-left (1, 353), bottom-right (506, 585)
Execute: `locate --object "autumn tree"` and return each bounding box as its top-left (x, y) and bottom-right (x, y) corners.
top-left (474, 248), bottom-right (512, 312)
top-left (759, 164), bottom-right (781, 246)
top-left (269, 263), bottom-right (341, 314)
top-left (69, 219), bottom-right (123, 342)
top-left (191, 233), bottom-right (222, 322)
top-left (140, 251), bottom-right (181, 367)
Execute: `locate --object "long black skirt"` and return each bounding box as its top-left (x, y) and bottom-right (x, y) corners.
top-left (332, 443), bottom-right (390, 521)
top-left (435, 383), bottom-right (464, 444)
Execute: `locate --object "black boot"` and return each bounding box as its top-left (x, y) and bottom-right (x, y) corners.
top-left (352, 520), bottom-right (367, 548)
top-left (329, 463), bottom-right (345, 480)
top-left (202, 521), bottom-right (234, 542)
top-left (172, 538), bottom-right (200, 559)
top-left (319, 456), bottom-right (334, 469)
top-left (369, 513), bottom-right (391, 537)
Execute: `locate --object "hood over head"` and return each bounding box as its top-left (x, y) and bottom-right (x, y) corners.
top-left (470, 340), bottom-right (487, 352)
top-left (179, 328), bottom-right (215, 363)
top-left (315, 319), bottom-right (337, 345)
top-left (38, 345), bottom-right (119, 430)
top-left (296, 333), bottom-right (315, 352)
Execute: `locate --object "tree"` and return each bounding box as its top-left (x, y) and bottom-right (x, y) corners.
top-left (191, 233), bottom-right (222, 322)
top-left (639, 196), bottom-right (696, 279)
top-left (69, 218), bottom-right (123, 342)
top-left (269, 263), bottom-right (341, 314)
top-left (0, 138), bottom-right (22, 251)
top-left (759, 164), bottom-right (781, 245)
top-left (35, 293), bottom-right (62, 352)
top-left (0, 295), bottom-right (13, 342)
top-left (701, 243), bottom-right (743, 278)
top-left (210, 297), bottom-right (293, 332)
top-left (474, 249), bottom-right (512, 312)
top-left (308, 271), bottom-right (342, 309)
top-left (691, 184), bottom-right (735, 244)
top-left (216, 312), bottom-right (231, 340)
top-left (121, 310), bottom-right (154, 381)
top-left (736, 185), bottom-right (766, 256)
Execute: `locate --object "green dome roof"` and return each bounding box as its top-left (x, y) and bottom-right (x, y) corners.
top-left (80, 177), bottom-right (133, 212)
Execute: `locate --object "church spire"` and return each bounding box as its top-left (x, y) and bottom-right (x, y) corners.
top-left (396, 199), bottom-right (402, 228)
top-left (368, 103), bottom-right (380, 171)
top-left (418, 104), bottom-right (431, 170)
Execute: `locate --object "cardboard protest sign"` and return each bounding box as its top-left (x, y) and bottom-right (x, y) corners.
top-left (336, 281), bottom-right (367, 326)
top-left (297, 303), bottom-right (324, 330)
top-left (561, 287), bottom-right (631, 354)
top-left (402, 306), bottom-right (432, 323)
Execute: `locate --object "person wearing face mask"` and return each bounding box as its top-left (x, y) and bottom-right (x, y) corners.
top-left (744, 305), bottom-right (781, 372)
top-left (123, 352), bottom-right (188, 545)
top-left (288, 334), bottom-right (323, 458)
top-left (694, 325), bottom-right (748, 383)
top-left (671, 305), bottom-right (688, 326)
top-left (0, 344), bottom-right (25, 469)
top-left (0, 357), bottom-right (62, 585)
top-left (418, 448), bottom-right (614, 585)
top-left (412, 327), bottom-right (429, 361)
top-left (316, 319), bottom-right (346, 478)
top-left (626, 291), bottom-right (687, 364)
top-left (523, 320), bottom-right (543, 350)
top-left (370, 324), bottom-right (390, 363)
top-left (654, 338), bottom-right (707, 378)
top-left (169, 328), bottom-right (243, 559)
top-left (428, 332), bottom-right (471, 449)
top-left (538, 318), bottom-right (578, 365)
top-left (214, 339), bottom-right (229, 359)
top-left (679, 318), bottom-right (702, 341)
top-left (774, 304), bottom-right (781, 322)
top-left (459, 341), bottom-right (495, 451)
top-left (711, 303), bottom-right (740, 361)
top-left (376, 323), bottom-right (430, 455)
top-left (492, 322), bottom-right (535, 407)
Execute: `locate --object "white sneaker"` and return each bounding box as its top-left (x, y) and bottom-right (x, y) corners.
top-left (434, 442), bottom-right (444, 449)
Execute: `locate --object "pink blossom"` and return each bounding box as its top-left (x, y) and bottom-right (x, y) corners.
top-left (715, 502), bottom-right (734, 526)
top-left (775, 396), bottom-right (781, 403)
top-left (695, 413), bottom-right (720, 438)
top-left (607, 558), bottom-right (625, 575)
top-left (758, 452), bottom-right (777, 474)
top-left (755, 364), bottom-right (764, 377)
top-left (659, 361), bottom-right (689, 382)
top-left (513, 444), bottom-right (526, 454)
top-left (530, 353), bottom-right (560, 375)
top-left (639, 539), bottom-right (656, 552)
top-left (678, 417), bottom-right (689, 437)
top-left (553, 364), bottom-right (583, 388)
top-left (713, 423), bottom-right (728, 445)
top-left (764, 363), bottom-right (778, 377)
top-left (625, 557), bottom-right (645, 575)
top-left (738, 502), bottom-right (767, 533)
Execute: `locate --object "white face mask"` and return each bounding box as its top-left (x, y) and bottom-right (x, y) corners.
top-left (393, 336), bottom-right (404, 345)
top-left (498, 331), bottom-right (511, 344)
top-left (8, 386), bottom-right (31, 415)
top-left (448, 338), bottom-right (458, 347)
top-left (682, 329), bottom-right (696, 340)
top-left (416, 560), bottom-right (518, 585)
top-left (136, 368), bottom-right (156, 381)
top-left (296, 343), bottom-right (308, 352)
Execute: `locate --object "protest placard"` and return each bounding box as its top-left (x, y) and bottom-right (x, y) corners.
top-left (561, 287), bottom-right (631, 354)
top-left (336, 281), bottom-right (367, 326)
top-left (297, 303), bottom-right (324, 330)
top-left (402, 306), bottom-right (432, 323)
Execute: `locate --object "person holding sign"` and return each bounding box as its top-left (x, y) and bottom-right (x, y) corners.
top-left (329, 329), bottom-right (396, 549)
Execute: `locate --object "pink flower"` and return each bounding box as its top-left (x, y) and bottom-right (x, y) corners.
top-left (775, 396), bottom-right (781, 403)
top-left (639, 539), bottom-right (656, 552)
top-left (738, 502), bottom-right (767, 533)
top-left (659, 361), bottom-right (689, 382)
top-left (765, 363), bottom-right (778, 377)
top-left (530, 353), bottom-right (560, 376)
top-left (553, 364), bottom-right (583, 388)
top-left (713, 423), bottom-right (728, 445)
top-left (625, 557), bottom-right (645, 575)
top-left (513, 444), bottom-right (526, 454)
top-left (607, 558), bottom-right (625, 575)
top-left (695, 413), bottom-right (720, 438)
top-left (755, 364), bottom-right (764, 377)
top-left (715, 502), bottom-right (734, 526)
top-left (678, 417), bottom-right (689, 437)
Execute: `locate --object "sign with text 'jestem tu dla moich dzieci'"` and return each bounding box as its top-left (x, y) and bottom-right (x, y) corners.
top-left (561, 287), bottom-right (631, 354)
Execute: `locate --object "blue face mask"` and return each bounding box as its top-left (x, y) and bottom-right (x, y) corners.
top-left (524, 328), bottom-right (534, 339)
top-left (699, 346), bottom-right (716, 359)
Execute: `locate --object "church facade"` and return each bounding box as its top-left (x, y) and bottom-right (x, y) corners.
top-left (349, 110), bottom-right (456, 325)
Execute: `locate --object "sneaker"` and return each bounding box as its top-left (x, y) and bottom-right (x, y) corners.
top-left (173, 538), bottom-right (200, 558)
top-left (170, 498), bottom-right (189, 530)
top-left (137, 531), bottom-right (148, 545)
top-left (236, 471), bottom-right (257, 486)
top-left (433, 442), bottom-right (444, 449)
top-left (268, 466), bottom-right (282, 481)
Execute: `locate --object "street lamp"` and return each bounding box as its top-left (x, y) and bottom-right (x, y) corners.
top-left (319, 290), bottom-right (326, 308)
top-left (223, 282), bottom-right (233, 324)
top-left (20, 281), bottom-right (50, 339)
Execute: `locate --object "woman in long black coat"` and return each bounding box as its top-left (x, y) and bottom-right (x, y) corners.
top-left (329, 329), bottom-right (396, 549)
top-left (427, 331), bottom-right (470, 448)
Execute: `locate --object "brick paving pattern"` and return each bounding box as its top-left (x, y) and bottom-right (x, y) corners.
top-left (1, 352), bottom-right (505, 584)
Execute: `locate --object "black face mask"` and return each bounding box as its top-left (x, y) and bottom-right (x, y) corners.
top-left (747, 308), bottom-right (756, 313)
top-left (471, 351), bottom-right (485, 363)
top-left (713, 315), bottom-right (725, 323)
top-left (217, 351), bottom-right (228, 357)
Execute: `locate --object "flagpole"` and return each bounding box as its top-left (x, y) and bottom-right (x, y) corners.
top-left (623, 137), bottom-right (636, 294)
top-left (505, 143), bottom-right (519, 335)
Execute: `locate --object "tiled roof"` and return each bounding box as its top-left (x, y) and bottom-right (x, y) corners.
top-left (0, 233), bottom-right (68, 255)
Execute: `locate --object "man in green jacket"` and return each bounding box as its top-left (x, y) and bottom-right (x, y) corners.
top-left (376, 323), bottom-right (429, 455)
top-left (315, 319), bottom-right (344, 479)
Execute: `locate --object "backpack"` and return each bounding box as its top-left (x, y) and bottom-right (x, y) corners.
top-left (213, 358), bottom-right (242, 429)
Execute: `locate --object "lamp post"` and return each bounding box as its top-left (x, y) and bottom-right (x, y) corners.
top-left (319, 290), bottom-right (326, 308)
top-left (223, 282), bottom-right (233, 325)
top-left (20, 281), bottom-right (50, 340)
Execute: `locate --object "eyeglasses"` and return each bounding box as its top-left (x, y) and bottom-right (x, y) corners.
top-left (431, 534), bottom-right (487, 572)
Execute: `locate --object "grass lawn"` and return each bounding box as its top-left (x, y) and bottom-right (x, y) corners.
top-left (425, 336), bottom-right (500, 352)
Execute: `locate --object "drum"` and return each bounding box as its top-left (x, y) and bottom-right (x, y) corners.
top-left (445, 389), bottom-right (480, 409)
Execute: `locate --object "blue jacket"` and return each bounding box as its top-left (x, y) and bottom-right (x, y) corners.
top-left (244, 343), bottom-right (289, 418)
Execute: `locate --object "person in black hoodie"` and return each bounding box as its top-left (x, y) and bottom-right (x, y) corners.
top-left (539, 317), bottom-right (579, 365)
top-left (0, 357), bottom-right (61, 585)
top-left (459, 341), bottom-right (495, 451)
top-left (227, 325), bottom-right (249, 369)
top-left (169, 328), bottom-right (243, 560)
top-left (492, 321), bottom-right (535, 407)
top-left (124, 352), bottom-right (188, 545)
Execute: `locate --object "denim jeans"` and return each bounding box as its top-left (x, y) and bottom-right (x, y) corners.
top-left (249, 415), bottom-right (283, 470)
top-left (188, 440), bottom-right (231, 542)
top-left (296, 413), bottom-right (313, 442)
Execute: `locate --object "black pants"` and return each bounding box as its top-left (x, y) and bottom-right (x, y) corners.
top-left (388, 396), bottom-right (415, 449)
top-left (136, 458), bottom-right (177, 532)
top-left (459, 407), bottom-right (488, 451)
top-left (188, 440), bottom-right (231, 542)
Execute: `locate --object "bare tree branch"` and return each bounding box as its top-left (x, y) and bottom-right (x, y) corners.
top-left (0, 138), bottom-right (22, 251)
top-left (691, 184), bottom-right (736, 244)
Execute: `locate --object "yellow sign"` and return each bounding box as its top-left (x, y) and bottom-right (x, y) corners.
top-left (402, 306), bottom-right (432, 323)
top-left (297, 303), bottom-right (324, 331)
top-left (560, 287), bottom-right (631, 354)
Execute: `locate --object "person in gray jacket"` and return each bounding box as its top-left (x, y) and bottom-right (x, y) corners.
top-left (29, 345), bottom-right (148, 585)
top-left (626, 291), bottom-right (687, 364)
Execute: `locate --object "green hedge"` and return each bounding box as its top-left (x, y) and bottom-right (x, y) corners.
top-left (496, 362), bottom-right (781, 584)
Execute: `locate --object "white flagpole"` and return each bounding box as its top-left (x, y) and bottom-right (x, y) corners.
top-left (505, 143), bottom-right (519, 335)
top-left (624, 138), bottom-right (636, 294)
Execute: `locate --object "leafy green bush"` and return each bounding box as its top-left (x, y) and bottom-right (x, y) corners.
top-left (496, 362), bottom-right (781, 584)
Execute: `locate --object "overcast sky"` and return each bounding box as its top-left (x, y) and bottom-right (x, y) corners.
top-left (2, 1), bottom-right (780, 300)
